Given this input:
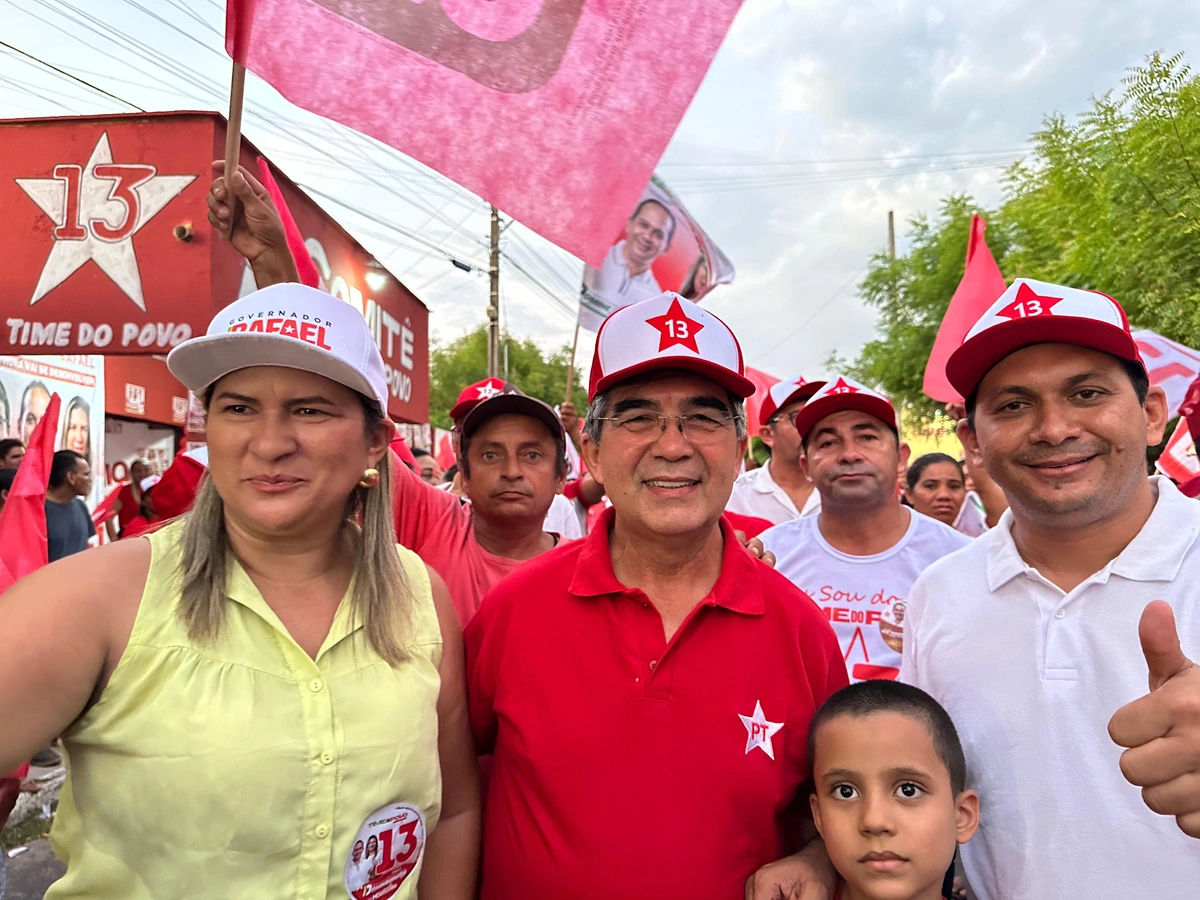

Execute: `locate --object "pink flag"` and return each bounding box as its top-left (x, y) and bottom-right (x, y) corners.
top-left (923, 215), bottom-right (1007, 403)
top-left (0, 393), bottom-right (60, 585)
top-left (226, 0), bottom-right (744, 266)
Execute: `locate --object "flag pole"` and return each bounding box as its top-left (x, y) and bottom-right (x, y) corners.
top-left (224, 61), bottom-right (247, 211)
top-left (564, 319), bottom-right (581, 402)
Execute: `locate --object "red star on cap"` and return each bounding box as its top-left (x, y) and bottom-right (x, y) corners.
top-left (827, 377), bottom-right (859, 395)
top-left (997, 282), bottom-right (1064, 321)
top-left (645, 297), bottom-right (704, 353)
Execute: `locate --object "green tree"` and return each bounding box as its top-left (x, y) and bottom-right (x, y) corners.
top-left (428, 326), bottom-right (587, 430)
top-left (851, 51), bottom-right (1200, 420)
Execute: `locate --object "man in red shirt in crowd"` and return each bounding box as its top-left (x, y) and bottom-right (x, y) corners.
top-left (466, 292), bottom-right (849, 900)
top-left (393, 380), bottom-right (569, 623)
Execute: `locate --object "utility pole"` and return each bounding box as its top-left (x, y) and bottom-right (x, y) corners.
top-left (487, 205), bottom-right (501, 378)
top-left (887, 209), bottom-right (896, 260)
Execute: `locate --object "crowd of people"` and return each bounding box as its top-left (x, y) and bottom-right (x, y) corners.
top-left (0, 166), bottom-right (1198, 900)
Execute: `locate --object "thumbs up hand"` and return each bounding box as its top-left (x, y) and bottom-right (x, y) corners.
top-left (1108, 601), bottom-right (1200, 838)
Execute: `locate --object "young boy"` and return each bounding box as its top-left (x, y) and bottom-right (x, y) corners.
top-left (807, 681), bottom-right (979, 900)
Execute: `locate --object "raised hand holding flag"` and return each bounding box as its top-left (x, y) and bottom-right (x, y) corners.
top-left (1108, 600), bottom-right (1200, 838)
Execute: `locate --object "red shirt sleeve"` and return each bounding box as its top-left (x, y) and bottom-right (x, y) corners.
top-left (390, 449), bottom-right (470, 552)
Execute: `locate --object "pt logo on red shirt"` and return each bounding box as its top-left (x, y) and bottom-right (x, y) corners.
top-left (997, 282), bottom-right (1063, 320)
top-left (646, 297), bottom-right (704, 353)
top-left (739, 700), bottom-right (783, 760)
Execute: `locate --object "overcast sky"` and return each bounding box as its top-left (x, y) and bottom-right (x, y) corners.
top-left (3, 0), bottom-right (1199, 383)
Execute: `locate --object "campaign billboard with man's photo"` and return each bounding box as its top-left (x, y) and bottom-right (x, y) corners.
top-left (0, 354), bottom-right (106, 506)
top-left (578, 176), bottom-right (735, 331)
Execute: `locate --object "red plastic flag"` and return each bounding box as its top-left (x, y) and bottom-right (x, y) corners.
top-left (923, 215), bottom-right (1008, 403)
top-left (92, 484), bottom-right (123, 530)
top-left (255, 157), bottom-right (321, 289)
top-left (226, 0), bottom-right (744, 266)
top-left (0, 393), bottom-right (60, 585)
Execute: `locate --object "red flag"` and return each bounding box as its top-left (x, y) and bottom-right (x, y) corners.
top-left (255, 157), bottom-right (321, 289)
top-left (0, 393), bottom-right (60, 584)
top-left (226, 0), bottom-right (743, 266)
top-left (743, 367), bottom-right (781, 435)
top-left (923, 215), bottom-right (1008, 403)
top-left (92, 484), bottom-right (123, 530)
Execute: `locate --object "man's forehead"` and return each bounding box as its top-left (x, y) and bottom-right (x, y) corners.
top-left (812, 407), bottom-right (888, 433)
top-left (977, 342), bottom-right (1128, 397)
top-left (607, 370), bottom-right (727, 404)
top-left (470, 411), bottom-right (557, 442)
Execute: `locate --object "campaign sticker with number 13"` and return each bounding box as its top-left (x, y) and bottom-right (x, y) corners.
top-left (344, 803), bottom-right (426, 899)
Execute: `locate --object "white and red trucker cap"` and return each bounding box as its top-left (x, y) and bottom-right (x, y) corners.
top-left (588, 292), bottom-right (756, 400)
top-left (791, 376), bottom-right (896, 441)
top-left (945, 278), bottom-right (1144, 399)
top-left (759, 375), bottom-right (822, 425)
top-left (167, 283), bottom-right (390, 415)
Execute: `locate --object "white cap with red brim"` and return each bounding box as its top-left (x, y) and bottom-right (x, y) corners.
top-left (945, 278), bottom-right (1144, 399)
top-left (759, 375), bottom-right (822, 425)
top-left (791, 376), bottom-right (896, 441)
top-left (588, 292), bottom-right (756, 400)
top-left (167, 283), bottom-right (391, 416)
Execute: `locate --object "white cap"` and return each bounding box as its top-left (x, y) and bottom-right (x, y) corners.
top-left (588, 292), bottom-right (755, 400)
top-left (791, 375), bottom-right (896, 440)
top-left (946, 278), bottom-right (1143, 398)
top-left (759, 375), bottom-right (821, 424)
top-left (139, 475), bottom-right (161, 492)
top-left (167, 283), bottom-right (389, 415)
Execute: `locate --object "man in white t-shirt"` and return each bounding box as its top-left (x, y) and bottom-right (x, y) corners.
top-left (760, 377), bottom-right (969, 682)
top-left (580, 200), bottom-right (674, 329)
top-left (727, 375), bottom-right (821, 524)
top-left (902, 278), bottom-right (1200, 899)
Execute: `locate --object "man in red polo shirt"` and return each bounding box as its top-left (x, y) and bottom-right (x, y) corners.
top-left (466, 292), bottom-right (848, 900)
top-left (393, 381), bottom-right (569, 623)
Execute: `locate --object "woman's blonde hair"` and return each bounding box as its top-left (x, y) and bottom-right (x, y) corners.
top-left (178, 395), bottom-right (410, 664)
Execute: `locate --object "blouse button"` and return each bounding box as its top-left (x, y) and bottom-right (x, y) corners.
top-left (315, 823), bottom-right (330, 839)
top-left (309, 679), bottom-right (325, 693)
top-left (320, 751), bottom-right (334, 765)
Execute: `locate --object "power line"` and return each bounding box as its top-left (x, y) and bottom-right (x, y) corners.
top-left (0, 37), bottom-right (144, 110)
top-left (755, 268), bottom-right (866, 363)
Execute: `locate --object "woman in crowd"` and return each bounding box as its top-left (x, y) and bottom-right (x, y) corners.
top-left (107, 458), bottom-right (151, 540)
top-left (61, 397), bottom-right (91, 464)
top-left (904, 452), bottom-right (967, 527)
top-left (0, 283), bottom-right (479, 900)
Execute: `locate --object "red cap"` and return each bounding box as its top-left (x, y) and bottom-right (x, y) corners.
top-left (758, 375), bottom-right (822, 425)
top-left (588, 292), bottom-right (756, 400)
top-left (790, 376), bottom-right (896, 440)
top-left (450, 377), bottom-right (509, 423)
top-left (945, 278), bottom-right (1144, 398)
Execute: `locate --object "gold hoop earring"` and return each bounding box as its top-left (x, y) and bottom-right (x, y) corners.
top-left (358, 468), bottom-right (380, 489)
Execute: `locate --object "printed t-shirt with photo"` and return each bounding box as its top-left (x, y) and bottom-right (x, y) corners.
top-left (761, 509), bottom-right (969, 682)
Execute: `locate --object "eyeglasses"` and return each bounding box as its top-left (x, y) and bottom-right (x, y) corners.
top-left (595, 411), bottom-right (743, 443)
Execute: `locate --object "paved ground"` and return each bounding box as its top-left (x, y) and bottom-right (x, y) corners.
top-left (3, 841), bottom-right (64, 900)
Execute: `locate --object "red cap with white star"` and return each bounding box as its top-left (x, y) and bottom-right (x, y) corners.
top-left (450, 377), bottom-right (509, 423)
top-left (945, 278), bottom-right (1144, 398)
top-left (759, 375), bottom-right (822, 426)
top-left (588, 292), bottom-right (756, 400)
top-left (790, 375), bottom-right (896, 440)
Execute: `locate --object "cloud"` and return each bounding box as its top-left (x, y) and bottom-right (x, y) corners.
top-left (660, 0), bottom-right (1200, 379)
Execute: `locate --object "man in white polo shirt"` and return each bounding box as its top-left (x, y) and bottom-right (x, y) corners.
top-left (902, 278), bottom-right (1200, 899)
top-left (761, 377), bottom-right (969, 682)
top-left (727, 375), bottom-right (822, 524)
